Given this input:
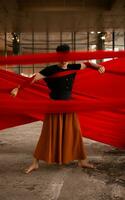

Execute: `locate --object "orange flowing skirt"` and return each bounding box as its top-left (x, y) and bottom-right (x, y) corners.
top-left (34, 113), bottom-right (87, 164)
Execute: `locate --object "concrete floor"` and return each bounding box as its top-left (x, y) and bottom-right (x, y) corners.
top-left (0, 121), bottom-right (125, 200)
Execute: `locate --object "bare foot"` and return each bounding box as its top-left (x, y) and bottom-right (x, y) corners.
top-left (78, 160), bottom-right (95, 169)
top-left (25, 160), bottom-right (39, 174)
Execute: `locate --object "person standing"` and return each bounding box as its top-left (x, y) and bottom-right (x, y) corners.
top-left (11, 44), bottom-right (105, 173)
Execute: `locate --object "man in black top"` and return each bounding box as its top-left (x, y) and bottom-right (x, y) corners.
top-left (11, 44), bottom-right (105, 173)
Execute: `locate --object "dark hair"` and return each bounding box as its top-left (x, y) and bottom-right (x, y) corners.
top-left (56, 44), bottom-right (70, 52)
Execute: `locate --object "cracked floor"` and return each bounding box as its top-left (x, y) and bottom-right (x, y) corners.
top-left (0, 121), bottom-right (125, 200)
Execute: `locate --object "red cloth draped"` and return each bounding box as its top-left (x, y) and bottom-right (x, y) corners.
top-left (0, 51), bottom-right (125, 149)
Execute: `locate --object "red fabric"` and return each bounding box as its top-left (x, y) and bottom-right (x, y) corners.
top-left (0, 52), bottom-right (125, 149)
top-left (0, 50), bottom-right (125, 65)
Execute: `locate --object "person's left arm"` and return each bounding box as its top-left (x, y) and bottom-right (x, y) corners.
top-left (81, 62), bottom-right (105, 74)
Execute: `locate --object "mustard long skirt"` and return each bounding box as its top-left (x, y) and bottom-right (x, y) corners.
top-left (34, 113), bottom-right (87, 164)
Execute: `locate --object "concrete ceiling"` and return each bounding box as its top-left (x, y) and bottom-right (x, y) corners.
top-left (0, 0), bottom-right (125, 32)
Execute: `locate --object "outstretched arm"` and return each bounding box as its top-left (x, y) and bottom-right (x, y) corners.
top-left (81, 61), bottom-right (105, 74)
top-left (10, 73), bottom-right (45, 97)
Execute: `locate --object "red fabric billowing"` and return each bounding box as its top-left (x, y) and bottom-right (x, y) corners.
top-left (0, 50), bottom-right (125, 65)
top-left (0, 53), bottom-right (125, 149)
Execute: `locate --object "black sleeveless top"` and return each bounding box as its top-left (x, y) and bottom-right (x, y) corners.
top-left (39, 64), bottom-right (81, 100)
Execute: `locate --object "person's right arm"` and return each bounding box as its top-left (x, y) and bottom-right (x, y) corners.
top-left (10, 73), bottom-right (45, 97)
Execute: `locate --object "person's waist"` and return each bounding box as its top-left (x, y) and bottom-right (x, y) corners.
top-left (50, 90), bottom-right (71, 100)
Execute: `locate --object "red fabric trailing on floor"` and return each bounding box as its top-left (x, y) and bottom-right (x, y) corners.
top-left (0, 51), bottom-right (125, 149)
